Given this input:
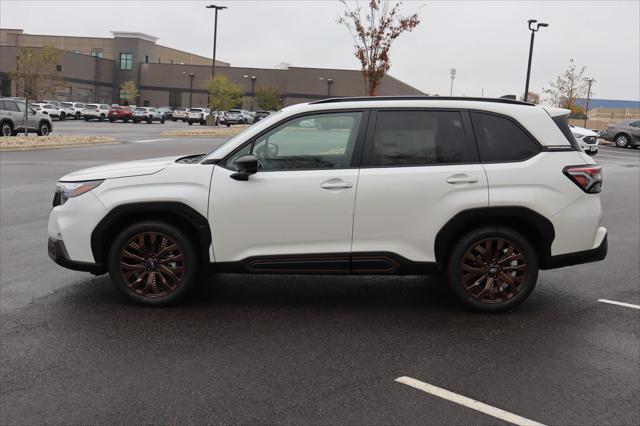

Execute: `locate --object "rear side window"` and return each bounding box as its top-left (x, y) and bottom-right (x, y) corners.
top-left (551, 114), bottom-right (580, 151)
top-left (2, 100), bottom-right (19, 112)
top-left (371, 110), bottom-right (473, 166)
top-left (470, 112), bottom-right (540, 162)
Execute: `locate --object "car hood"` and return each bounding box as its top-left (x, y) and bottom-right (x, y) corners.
top-left (60, 156), bottom-right (180, 181)
top-left (570, 125), bottom-right (598, 137)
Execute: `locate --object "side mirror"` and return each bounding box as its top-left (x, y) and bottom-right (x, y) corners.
top-left (231, 154), bottom-right (260, 181)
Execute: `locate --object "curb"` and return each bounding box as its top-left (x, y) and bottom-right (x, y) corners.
top-left (0, 140), bottom-right (121, 152)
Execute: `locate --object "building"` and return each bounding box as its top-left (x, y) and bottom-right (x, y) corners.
top-left (0, 28), bottom-right (423, 108)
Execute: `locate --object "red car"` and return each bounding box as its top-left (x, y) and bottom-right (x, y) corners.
top-left (108, 106), bottom-right (133, 123)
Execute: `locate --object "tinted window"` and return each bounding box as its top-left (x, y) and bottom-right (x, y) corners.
top-left (630, 121), bottom-right (640, 128)
top-left (15, 102), bottom-right (26, 113)
top-left (2, 100), bottom-right (19, 112)
top-left (371, 110), bottom-right (471, 166)
top-left (471, 112), bottom-right (540, 162)
top-left (551, 114), bottom-right (580, 151)
top-left (86, 104), bottom-right (98, 109)
top-left (225, 112), bottom-right (363, 171)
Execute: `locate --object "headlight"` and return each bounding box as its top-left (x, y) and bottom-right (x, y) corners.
top-left (572, 133), bottom-right (584, 139)
top-left (53, 180), bottom-right (104, 207)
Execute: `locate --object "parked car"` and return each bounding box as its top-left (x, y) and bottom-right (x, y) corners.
top-left (133, 107), bottom-right (166, 124)
top-left (604, 119), bottom-right (640, 148)
top-left (31, 103), bottom-right (61, 119)
top-left (108, 106), bottom-right (134, 123)
top-left (47, 96), bottom-right (607, 311)
top-left (158, 107), bottom-right (173, 120)
top-left (187, 107), bottom-right (210, 125)
top-left (82, 104), bottom-right (110, 121)
top-left (570, 124), bottom-right (599, 156)
top-left (60, 102), bottom-right (85, 120)
top-left (172, 108), bottom-right (189, 122)
top-left (224, 109), bottom-right (253, 125)
top-left (253, 111), bottom-right (271, 123)
top-left (1, 97), bottom-right (53, 136)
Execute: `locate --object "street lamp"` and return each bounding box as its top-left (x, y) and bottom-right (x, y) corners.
top-left (524, 19), bottom-right (548, 102)
top-left (205, 4), bottom-right (227, 82)
top-left (449, 68), bottom-right (456, 96)
top-left (584, 78), bottom-right (595, 127)
top-left (182, 72), bottom-right (195, 109)
top-left (319, 77), bottom-right (334, 97)
top-left (243, 74), bottom-right (256, 110)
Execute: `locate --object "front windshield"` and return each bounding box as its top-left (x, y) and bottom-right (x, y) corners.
top-left (202, 109), bottom-right (283, 159)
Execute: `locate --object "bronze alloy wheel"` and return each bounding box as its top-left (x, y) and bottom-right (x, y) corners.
top-left (118, 232), bottom-right (186, 299)
top-left (460, 238), bottom-right (529, 304)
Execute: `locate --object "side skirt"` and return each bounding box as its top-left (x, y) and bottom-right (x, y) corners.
top-left (212, 252), bottom-right (440, 275)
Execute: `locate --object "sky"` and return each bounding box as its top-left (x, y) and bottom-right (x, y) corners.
top-left (1, 0), bottom-right (639, 101)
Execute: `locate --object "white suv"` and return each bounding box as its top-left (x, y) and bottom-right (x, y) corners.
top-left (48, 97), bottom-right (607, 311)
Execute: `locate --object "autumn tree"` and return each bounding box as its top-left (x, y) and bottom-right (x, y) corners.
top-left (519, 91), bottom-right (541, 104)
top-left (338, 0), bottom-right (421, 96)
top-left (255, 86), bottom-right (282, 111)
top-left (205, 75), bottom-right (243, 111)
top-left (119, 80), bottom-right (138, 105)
top-left (544, 59), bottom-right (595, 111)
top-left (10, 46), bottom-right (63, 101)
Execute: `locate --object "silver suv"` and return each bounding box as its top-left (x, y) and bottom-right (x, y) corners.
top-left (0, 98), bottom-right (53, 136)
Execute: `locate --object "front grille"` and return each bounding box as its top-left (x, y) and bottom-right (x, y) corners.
top-left (583, 136), bottom-right (597, 144)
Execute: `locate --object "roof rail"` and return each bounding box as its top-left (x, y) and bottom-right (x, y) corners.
top-left (310, 96), bottom-right (534, 106)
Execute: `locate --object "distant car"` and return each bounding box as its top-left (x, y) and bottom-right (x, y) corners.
top-left (253, 111), bottom-right (271, 123)
top-left (108, 106), bottom-right (133, 123)
top-left (172, 108), bottom-right (188, 122)
top-left (133, 107), bottom-right (166, 124)
top-left (82, 104), bottom-right (110, 121)
top-left (570, 124), bottom-right (599, 156)
top-left (60, 102), bottom-right (85, 120)
top-left (31, 103), bottom-right (61, 119)
top-left (187, 108), bottom-right (210, 125)
top-left (158, 107), bottom-right (173, 120)
top-left (605, 119), bottom-right (640, 148)
top-left (224, 109), bottom-right (253, 125)
top-left (1, 97), bottom-right (53, 136)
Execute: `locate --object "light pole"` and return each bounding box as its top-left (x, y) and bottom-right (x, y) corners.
top-left (584, 78), bottom-right (594, 127)
top-left (182, 72), bottom-right (195, 109)
top-left (449, 68), bottom-right (456, 96)
top-left (206, 4), bottom-right (227, 82)
top-left (319, 77), bottom-right (334, 97)
top-left (243, 75), bottom-right (256, 110)
top-left (524, 19), bottom-right (548, 102)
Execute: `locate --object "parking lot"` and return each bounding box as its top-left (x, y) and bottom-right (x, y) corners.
top-left (1, 125), bottom-right (639, 424)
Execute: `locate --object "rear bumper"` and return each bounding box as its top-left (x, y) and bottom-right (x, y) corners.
top-left (541, 232), bottom-right (607, 270)
top-left (48, 237), bottom-right (105, 274)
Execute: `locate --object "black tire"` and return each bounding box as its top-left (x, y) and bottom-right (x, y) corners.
top-left (160, 117), bottom-right (166, 124)
top-left (99, 114), bottom-right (105, 122)
top-left (109, 118), bottom-right (115, 123)
top-left (60, 112), bottom-right (66, 121)
top-left (37, 121), bottom-right (51, 136)
top-left (108, 221), bottom-right (199, 306)
top-left (133, 119), bottom-right (139, 124)
top-left (0, 121), bottom-right (13, 137)
top-left (446, 226), bottom-right (538, 312)
top-left (75, 112), bottom-right (81, 120)
top-left (123, 118), bottom-right (129, 123)
top-left (84, 117), bottom-right (90, 121)
top-left (188, 121), bottom-right (193, 126)
top-left (147, 118), bottom-right (152, 124)
top-left (226, 123), bottom-right (231, 127)
top-left (615, 134), bottom-right (630, 148)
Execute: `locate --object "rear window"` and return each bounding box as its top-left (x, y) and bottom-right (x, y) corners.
top-left (135, 108), bottom-right (146, 111)
top-left (189, 108), bottom-right (202, 112)
top-left (111, 106), bottom-right (123, 110)
top-left (470, 112), bottom-right (541, 162)
top-left (1, 100), bottom-right (19, 112)
top-left (551, 114), bottom-right (580, 151)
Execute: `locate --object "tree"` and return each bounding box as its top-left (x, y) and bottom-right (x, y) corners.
top-left (205, 75), bottom-right (242, 111)
top-left (10, 46), bottom-right (63, 100)
top-left (255, 86), bottom-right (282, 111)
top-left (543, 59), bottom-right (594, 110)
top-left (519, 91), bottom-right (541, 104)
top-left (119, 80), bottom-right (138, 106)
top-left (338, 0), bottom-right (421, 96)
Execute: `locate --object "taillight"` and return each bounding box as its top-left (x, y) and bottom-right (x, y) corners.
top-left (563, 165), bottom-right (603, 193)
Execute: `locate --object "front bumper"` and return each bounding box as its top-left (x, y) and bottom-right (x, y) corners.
top-left (48, 237), bottom-right (105, 274)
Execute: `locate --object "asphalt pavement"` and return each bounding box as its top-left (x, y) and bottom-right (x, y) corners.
top-left (1, 129), bottom-right (639, 424)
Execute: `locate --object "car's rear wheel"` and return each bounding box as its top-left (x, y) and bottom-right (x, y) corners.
top-left (109, 117), bottom-right (115, 123)
top-left (108, 222), bottom-right (198, 306)
top-left (75, 112), bottom-right (81, 120)
top-left (615, 134), bottom-right (630, 148)
top-left (60, 112), bottom-right (66, 120)
top-left (99, 114), bottom-right (105, 122)
top-left (447, 226), bottom-right (538, 312)
top-left (1, 121), bottom-right (13, 137)
top-left (37, 121), bottom-right (51, 136)
top-left (160, 117), bottom-right (166, 124)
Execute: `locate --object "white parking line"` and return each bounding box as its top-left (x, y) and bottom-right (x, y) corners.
top-left (597, 299), bottom-right (640, 310)
top-left (395, 376), bottom-right (546, 426)
top-left (130, 138), bottom-right (172, 143)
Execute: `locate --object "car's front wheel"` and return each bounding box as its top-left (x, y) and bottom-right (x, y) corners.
top-left (99, 114), bottom-right (105, 122)
top-left (37, 121), bottom-right (51, 136)
top-left (447, 226), bottom-right (538, 312)
top-left (108, 222), bottom-right (199, 306)
top-left (75, 112), bottom-right (81, 120)
top-left (615, 134), bottom-right (630, 148)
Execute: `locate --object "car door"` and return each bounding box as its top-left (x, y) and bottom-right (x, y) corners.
top-left (209, 110), bottom-right (368, 270)
top-left (352, 109), bottom-right (488, 268)
top-left (13, 100), bottom-right (36, 131)
top-left (629, 120), bottom-right (640, 140)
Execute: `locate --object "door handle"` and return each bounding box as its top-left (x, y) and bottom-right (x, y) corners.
top-left (446, 175), bottom-right (479, 184)
top-left (321, 179), bottom-right (353, 190)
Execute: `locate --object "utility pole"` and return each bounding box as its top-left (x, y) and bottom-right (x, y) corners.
top-left (449, 68), bottom-right (456, 96)
top-left (584, 78), bottom-right (594, 128)
top-left (524, 19), bottom-right (548, 102)
top-left (205, 4), bottom-right (226, 114)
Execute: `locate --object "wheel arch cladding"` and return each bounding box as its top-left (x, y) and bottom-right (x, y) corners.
top-left (90, 202), bottom-right (211, 266)
top-left (434, 207), bottom-right (555, 265)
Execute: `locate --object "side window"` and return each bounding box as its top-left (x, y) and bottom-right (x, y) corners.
top-left (225, 112), bottom-right (363, 171)
top-left (470, 112), bottom-right (540, 162)
top-left (3, 100), bottom-right (20, 112)
top-left (630, 121), bottom-right (640, 128)
top-left (15, 101), bottom-right (26, 113)
top-left (371, 110), bottom-right (471, 166)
